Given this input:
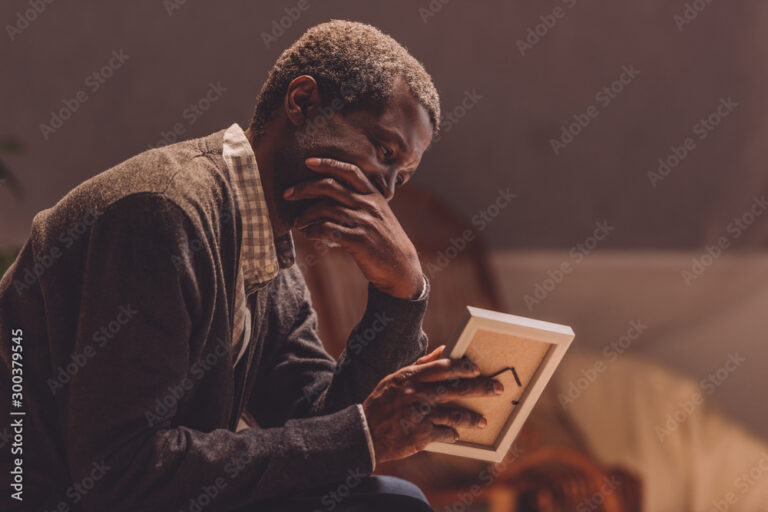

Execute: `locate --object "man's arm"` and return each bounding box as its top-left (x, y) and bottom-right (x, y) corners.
top-left (246, 265), bottom-right (429, 429)
top-left (66, 194), bottom-right (375, 511)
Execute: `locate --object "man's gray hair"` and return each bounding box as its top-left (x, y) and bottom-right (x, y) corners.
top-left (249, 20), bottom-right (441, 135)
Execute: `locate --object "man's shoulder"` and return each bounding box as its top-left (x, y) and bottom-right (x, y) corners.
top-left (30, 128), bottom-right (234, 252)
top-left (79, 127), bottom-right (229, 209)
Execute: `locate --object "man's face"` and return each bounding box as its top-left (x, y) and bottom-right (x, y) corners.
top-left (273, 76), bottom-right (434, 221)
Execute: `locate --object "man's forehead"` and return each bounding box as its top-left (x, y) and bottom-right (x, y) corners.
top-left (374, 81), bottom-right (434, 156)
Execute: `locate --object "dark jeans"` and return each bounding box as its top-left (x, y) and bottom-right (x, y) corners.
top-left (256, 475), bottom-right (434, 512)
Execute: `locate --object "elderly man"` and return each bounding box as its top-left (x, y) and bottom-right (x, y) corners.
top-left (0, 20), bottom-right (502, 511)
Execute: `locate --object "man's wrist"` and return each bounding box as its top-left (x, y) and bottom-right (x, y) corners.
top-left (375, 273), bottom-right (426, 300)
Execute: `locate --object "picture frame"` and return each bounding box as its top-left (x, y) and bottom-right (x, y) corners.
top-left (425, 306), bottom-right (575, 462)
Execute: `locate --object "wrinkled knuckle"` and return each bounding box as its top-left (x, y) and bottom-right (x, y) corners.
top-left (358, 196), bottom-right (378, 212)
top-left (394, 368), bottom-right (415, 385)
top-left (318, 221), bottom-right (336, 233)
top-left (367, 205), bottom-right (385, 220)
top-left (345, 228), bottom-right (366, 243)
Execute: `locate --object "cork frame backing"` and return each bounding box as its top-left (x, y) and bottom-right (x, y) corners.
top-left (425, 306), bottom-right (575, 462)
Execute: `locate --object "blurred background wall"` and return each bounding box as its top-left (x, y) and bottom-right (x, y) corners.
top-left (2, 1), bottom-right (767, 438)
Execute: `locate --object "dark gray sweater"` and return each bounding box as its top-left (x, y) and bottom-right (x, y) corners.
top-left (0, 129), bottom-right (429, 511)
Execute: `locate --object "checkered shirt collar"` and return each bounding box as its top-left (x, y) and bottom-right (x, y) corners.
top-left (222, 123), bottom-right (295, 291)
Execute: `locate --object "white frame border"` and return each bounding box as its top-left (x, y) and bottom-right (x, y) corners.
top-left (425, 306), bottom-right (575, 462)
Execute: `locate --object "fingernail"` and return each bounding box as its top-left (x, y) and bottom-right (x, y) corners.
top-left (305, 157), bottom-right (321, 166)
top-left (478, 417), bottom-right (487, 429)
top-left (283, 187), bottom-right (294, 198)
top-left (494, 382), bottom-right (504, 394)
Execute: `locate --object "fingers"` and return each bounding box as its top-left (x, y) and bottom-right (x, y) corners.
top-left (411, 377), bottom-right (505, 403)
top-left (294, 200), bottom-right (358, 230)
top-left (414, 345), bottom-right (446, 365)
top-left (428, 425), bottom-right (459, 444)
top-left (428, 406), bottom-right (487, 430)
top-left (283, 177), bottom-right (360, 207)
top-left (300, 220), bottom-right (361, 248)
top-left (409, 357), bottom-right (480, 383)
top-left (304, 157), bottom-right (376, 194)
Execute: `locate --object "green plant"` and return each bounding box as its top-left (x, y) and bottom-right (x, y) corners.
top-left (0, 137), bottom-right (24, 198)
top-left (0, 247), bottom-right (19, 275)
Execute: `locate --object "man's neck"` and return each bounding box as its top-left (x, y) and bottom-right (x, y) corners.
top-left (244, 126), bottom-right (292, 238)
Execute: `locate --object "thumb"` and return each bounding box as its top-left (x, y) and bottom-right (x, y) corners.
top-left (415, 345), bottom-right (446, 365)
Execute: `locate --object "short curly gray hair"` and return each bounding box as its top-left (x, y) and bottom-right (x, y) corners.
top-left (249, 20), bottom-right (441, 135)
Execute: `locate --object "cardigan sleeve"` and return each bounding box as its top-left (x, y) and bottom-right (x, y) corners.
top-left (246, 264), bottom-right (430, 441)
top-left (65, 193), bottom-right (374, 511)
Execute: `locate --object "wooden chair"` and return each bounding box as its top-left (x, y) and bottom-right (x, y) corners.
top-left (294, 184), bottom-right (641, 511)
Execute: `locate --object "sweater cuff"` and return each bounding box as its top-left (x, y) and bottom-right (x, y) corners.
top-left (415, 275), bottom-right (429, 301)
top-left (357, 403), bottom-right (376, 471)
top-left (281, 404), bottom-right (374, 488)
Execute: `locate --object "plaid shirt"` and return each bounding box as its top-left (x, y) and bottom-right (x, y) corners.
top-left (222, 122), bottom-right (295, 367)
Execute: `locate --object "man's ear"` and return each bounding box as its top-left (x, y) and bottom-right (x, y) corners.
top-left (283, 75), bottom-right (322, 127)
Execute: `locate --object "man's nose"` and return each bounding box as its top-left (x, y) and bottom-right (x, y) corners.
top-left (371, 171), bottom-right (397, 201)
